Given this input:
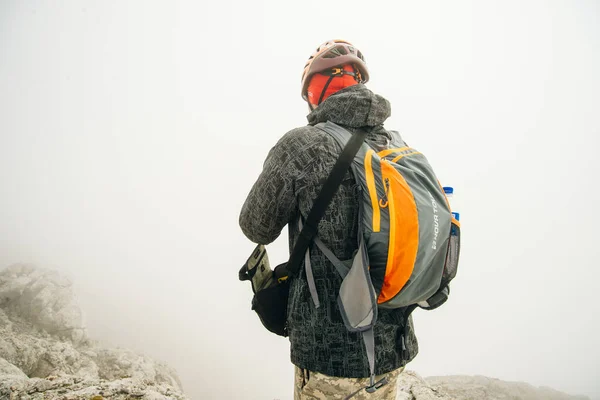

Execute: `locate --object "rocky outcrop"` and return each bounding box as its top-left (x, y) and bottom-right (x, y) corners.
top-left (0, 264), bottom-right (86, 345)
top-left (0, 264), bottom-right (188, 400)
top-left (425, 375), bottom-right (590, 400)
top-left (397, 370), bottom-right (451, 399)
top-left (0, 264), bottom-right (590, 400)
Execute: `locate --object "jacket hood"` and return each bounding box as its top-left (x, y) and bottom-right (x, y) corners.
top-left (306, 84), bottom-right (391, 128)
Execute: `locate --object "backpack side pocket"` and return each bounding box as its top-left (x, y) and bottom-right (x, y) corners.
top-left (441, 217), bottom-right (460, 289)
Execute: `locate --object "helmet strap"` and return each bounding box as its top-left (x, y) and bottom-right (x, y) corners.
top-left (316, 67), bottom-right (359, 105)
top-left (353, 64), bottom-right (363, 83)
top-left (317, 75), bottom-right (336, 105)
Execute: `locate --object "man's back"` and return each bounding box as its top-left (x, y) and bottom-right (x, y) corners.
top-left (240, 84), bottom-right (418, 378)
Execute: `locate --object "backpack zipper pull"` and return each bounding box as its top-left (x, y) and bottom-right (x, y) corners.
top-left (379, 177), bottom-right (390, 208)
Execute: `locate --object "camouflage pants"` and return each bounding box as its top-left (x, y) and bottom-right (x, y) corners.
top-left (294, 366), bottom-right (404, 400)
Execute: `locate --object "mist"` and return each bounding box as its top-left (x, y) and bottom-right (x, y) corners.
top-left (1, 1), bottom-right (599, 399)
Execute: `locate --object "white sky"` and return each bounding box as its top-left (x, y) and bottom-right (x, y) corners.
top-left (1, 1), bottom-right (599, 399)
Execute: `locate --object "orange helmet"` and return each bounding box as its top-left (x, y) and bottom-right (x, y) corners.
top-left (301, 40), bottom-right (369, 101)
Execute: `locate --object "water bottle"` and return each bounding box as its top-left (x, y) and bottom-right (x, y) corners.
top-left (443, 186), bottom-right (460, 241)
top-left (443, 186), bottom-right (459, 222)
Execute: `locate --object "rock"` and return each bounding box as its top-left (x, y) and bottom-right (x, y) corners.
top-left (0, 308), bottom-right (98, 379)
top-left (94, 348), bottom-right (182, 389)
top-left (396, 370), bottom-right (452, 399)
top-left (0, 264), bottom-right (87, 345)
top-left (425, 375), bottom-right (590, 400)
top-left (2, 375), bottom-right (189, 400)
top-left (0, 264), bottom-right (189, 400)
top-left (0, 357), bottom-right (27, 378)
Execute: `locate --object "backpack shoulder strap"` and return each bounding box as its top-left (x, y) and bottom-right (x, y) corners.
top-left (314, 237), bottom-right (350, 279)
top-left (388, 130), bottom-right (408, 147)
top-left (316, 121), bottom-right (372, 162)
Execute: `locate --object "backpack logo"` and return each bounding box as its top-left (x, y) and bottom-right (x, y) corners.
top-left (430, 191), bottom-right (440, 250)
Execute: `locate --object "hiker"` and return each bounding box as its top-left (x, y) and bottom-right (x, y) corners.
top-left (239, 40), bottom-right (419, 399)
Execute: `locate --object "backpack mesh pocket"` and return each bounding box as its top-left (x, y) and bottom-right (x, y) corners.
top-left (441, 219), bottom-right (460, 288)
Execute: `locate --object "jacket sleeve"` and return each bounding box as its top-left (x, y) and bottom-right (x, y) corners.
top-left (239, 129), bottom-right (305, 245)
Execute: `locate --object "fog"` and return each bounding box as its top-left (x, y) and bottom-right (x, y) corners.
top-left (1, 1), bottom-right (599, 399)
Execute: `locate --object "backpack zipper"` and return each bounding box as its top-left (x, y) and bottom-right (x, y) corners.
top-left (377, 146), bottom-right (410, 159)
top-left (390, 150), bottom-right (421, 163)
top-left (364, 149), bottom-right (381, 232)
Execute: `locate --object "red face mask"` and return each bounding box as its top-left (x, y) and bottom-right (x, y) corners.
top-left (306, 64), bottom-right (359, 107)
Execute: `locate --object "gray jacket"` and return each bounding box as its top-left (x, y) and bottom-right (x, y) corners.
top-left (239, 84), bottom-right (418, 377)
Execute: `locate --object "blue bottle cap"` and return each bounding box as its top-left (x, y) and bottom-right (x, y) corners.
top-left (443, 186), bottom-right (454, 195)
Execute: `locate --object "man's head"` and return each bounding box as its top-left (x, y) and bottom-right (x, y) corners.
top-left (301, 40), bottom-right (369, 109)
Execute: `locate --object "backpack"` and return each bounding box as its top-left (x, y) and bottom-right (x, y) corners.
top-left (302, 121), bottom-right (461, 396)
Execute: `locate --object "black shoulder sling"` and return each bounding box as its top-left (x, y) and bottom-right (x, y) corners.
top-left (240, 126), bottom-right (369, 337)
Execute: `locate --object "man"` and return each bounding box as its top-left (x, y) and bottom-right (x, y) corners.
top-left (239, 40), bottom-right (418, 399)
